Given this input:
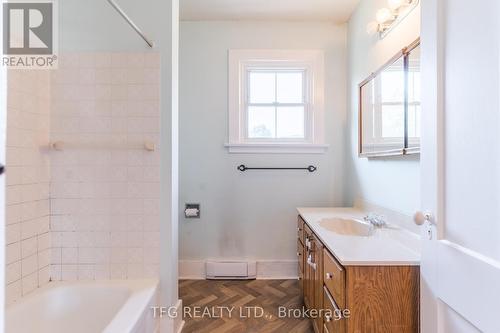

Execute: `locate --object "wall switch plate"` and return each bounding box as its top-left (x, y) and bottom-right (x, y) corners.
top-left (184, 203), bottom-right (200, 218)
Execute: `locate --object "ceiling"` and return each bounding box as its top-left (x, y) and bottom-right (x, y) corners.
top-left (180, 0), bottom-right (361, 23)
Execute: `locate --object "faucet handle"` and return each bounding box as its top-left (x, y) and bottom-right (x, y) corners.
top-left (364, 212), bottom-right (376, 222)
top-left (365, 213), bottom-right (387, 226)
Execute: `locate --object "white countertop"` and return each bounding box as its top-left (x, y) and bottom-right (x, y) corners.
top-left (297, 207), bottom-right (421, 266)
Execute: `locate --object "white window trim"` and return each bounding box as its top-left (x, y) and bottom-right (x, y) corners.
top-left (226, 49), bottom-right (328, 154)
top-left (365, 68), bottom-right (420, 147)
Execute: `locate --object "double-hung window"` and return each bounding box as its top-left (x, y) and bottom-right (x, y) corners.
top-left (246, 69), bottom-right (306, 140)
top-left (227, 50), bottom-right (328, 153)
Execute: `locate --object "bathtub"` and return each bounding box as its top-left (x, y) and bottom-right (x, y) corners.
top-left (6, 279), bottom-right (159, 333)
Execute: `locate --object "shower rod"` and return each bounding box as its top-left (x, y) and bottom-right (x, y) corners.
top-left (105, 0), bottom-right (155, 48)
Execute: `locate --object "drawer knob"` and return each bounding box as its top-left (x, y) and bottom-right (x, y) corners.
top-left (326, 272), bottom-right (334, 279)
top-left (297, 252), bottom-right (301, 257)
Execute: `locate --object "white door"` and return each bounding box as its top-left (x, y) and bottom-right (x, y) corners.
top-left (420, 0), bottom-right (500, 332)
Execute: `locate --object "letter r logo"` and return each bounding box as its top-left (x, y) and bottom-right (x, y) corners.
top-left (3, 2), bottom-right (53, 55)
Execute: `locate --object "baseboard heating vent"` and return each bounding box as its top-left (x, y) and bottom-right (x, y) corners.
top-left (206, 261), bottom-right (257, 280)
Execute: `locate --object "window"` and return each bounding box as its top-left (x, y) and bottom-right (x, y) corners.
top-left (227, 50), bottom-right (328, 154)
top-left (359, 39), bottom-right (420, 157)
top-left (247, 70), bottom-right (306, 139)
top-left (376, 57), bottom-right (406, 140)
top-left (406, 46), bottom-right (421, 144)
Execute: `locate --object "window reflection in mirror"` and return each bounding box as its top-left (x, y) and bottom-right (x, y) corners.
top-left (360, 56), bottom-right (405, 155)
top-left (359, 39), bottom-right (420, 157)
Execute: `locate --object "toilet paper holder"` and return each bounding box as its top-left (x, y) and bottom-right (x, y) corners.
top-left (184, 203), bottom-right (200, 218)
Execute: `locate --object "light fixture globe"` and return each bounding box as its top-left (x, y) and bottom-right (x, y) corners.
top-left (376, 8), bottom-right (392, 24)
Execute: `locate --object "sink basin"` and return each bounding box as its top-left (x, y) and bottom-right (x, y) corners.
top-left (319, 218), bottom-right (374, 236)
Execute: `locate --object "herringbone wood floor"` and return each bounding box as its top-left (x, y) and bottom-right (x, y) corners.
top-left (179, 279), bottom-right (314, 333)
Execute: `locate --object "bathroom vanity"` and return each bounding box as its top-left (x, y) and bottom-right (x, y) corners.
top-left (297, 208), bottom-right (420, 333)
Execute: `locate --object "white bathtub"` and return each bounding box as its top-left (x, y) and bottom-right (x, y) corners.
top-left (6, 279), bottom-right (159, 333)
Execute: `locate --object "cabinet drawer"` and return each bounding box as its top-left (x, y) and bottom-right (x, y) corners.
top-left (323, 286), bottom-right (345, 333)
top-left (323, 249), bottom-right (345, 307)
top-left (297, 239), bottom-right (304, 272)
top-left (297, 216), bottom-right (305, 244)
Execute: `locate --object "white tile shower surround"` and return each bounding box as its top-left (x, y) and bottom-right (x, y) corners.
top-left (49, 53), bottom-right (161, 284)
top-left (5, 53), bottom-right (161, 305)
top-left (5, 70), bottom-right (52, 305)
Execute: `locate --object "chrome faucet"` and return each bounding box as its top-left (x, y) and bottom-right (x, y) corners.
top-left (363, 213), bottom-right (387, 227)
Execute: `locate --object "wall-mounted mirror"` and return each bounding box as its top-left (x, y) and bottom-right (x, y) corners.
top-left (359, 39), bottom-right (420, 157)
top-left (406, 42), bottom-right (421, 154)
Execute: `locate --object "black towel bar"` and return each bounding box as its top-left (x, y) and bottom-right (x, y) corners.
top-left (237, 164), bottom-right (317, 173)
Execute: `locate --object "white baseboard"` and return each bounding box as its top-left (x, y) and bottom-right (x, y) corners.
top-left (179, 260), bottom-right (206, 279)
top-left (256, 260), bottom-right (298, 279)
top-left (179, 260), bottom-right (298, 280)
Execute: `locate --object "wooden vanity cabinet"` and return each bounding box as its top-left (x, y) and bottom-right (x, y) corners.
top-left (297, 215), bottom-right (419, 333)
top-left (301, 219), bottom-right (324, 333)
top-left (297, 217), bottom-right (305, 291)
top-left (312, 235), bottom-right (324, 333)
top-left (323, 250), bottom-right (345, 307)
top-left (323, 286), bottom-right (345, 333)
top-left (303, 222), bottom-right (313, 309)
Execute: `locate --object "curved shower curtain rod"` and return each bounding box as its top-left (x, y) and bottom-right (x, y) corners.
top-left (105, 0), bottom-right (155, 48)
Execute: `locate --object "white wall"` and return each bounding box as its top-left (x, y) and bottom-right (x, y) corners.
top-left (179, 21), bottom-right (347, 269)
top-left (347, 0), bottom-right (421, 216)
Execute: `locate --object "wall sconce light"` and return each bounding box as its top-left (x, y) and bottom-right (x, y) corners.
top-left (366, 0), bottom-right (419, 38)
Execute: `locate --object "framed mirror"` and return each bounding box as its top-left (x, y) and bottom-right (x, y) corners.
top-left (359, 38), bottom-right (420, 157)
top-left (405, 41), bottom-right (421, 154)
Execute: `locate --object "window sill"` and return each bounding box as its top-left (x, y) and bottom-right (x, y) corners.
top-left (224, 143), bottom-right (329, 154)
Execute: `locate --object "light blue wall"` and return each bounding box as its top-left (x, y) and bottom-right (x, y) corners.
top-left (59, 0), bottom-right (163, 52)
top-left (179, 21), bottom-right (348, 261)
top-left (347, 0), bottom-right (421, 215)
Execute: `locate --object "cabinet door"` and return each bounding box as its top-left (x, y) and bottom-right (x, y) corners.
top-left (298, 239), bottom-right (304, 291)
top-left (297, 216), bottom-right (305, 244)
top-left (312, 234), bottom-right (324, 333)
top-left (303, 226), bottom-right (324, 333)
top-left (303, 226), bottom-right (313, 309)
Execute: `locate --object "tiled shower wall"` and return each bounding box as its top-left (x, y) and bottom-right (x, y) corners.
top-left (5, 70), bottom-right (51, 304)
top-left (49, 53), bottom-right (161, 281)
